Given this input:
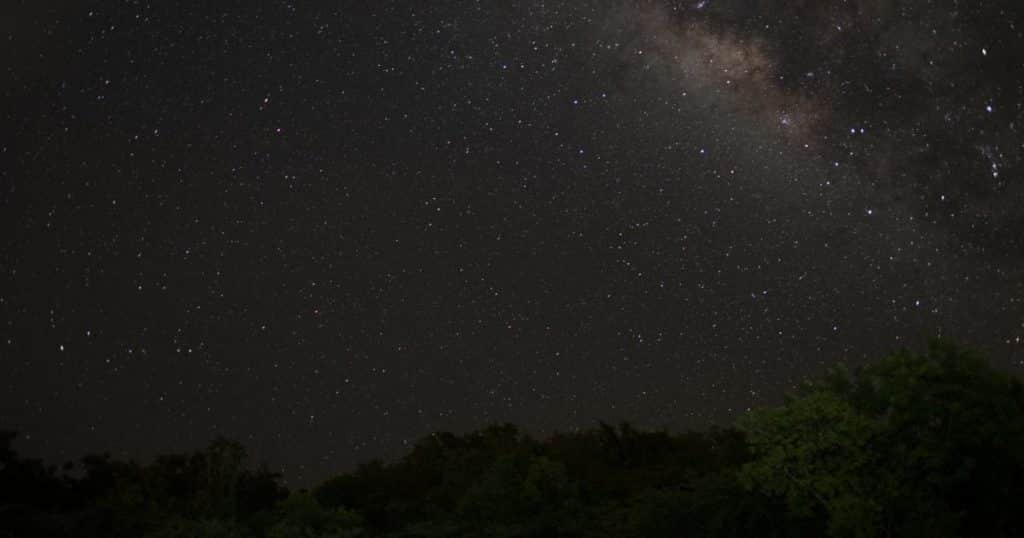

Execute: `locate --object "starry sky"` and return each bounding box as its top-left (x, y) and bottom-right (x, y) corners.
top-left (3, 0), bottom-right (1023, 484)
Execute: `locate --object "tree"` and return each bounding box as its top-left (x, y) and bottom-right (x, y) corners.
top-left (142, 517), bottom-right (246, 538)
top-left (456, 453), bottom-right (580, 537)
top-left (739, 340), bottom-right (1024, 537)
top-left (267, 491), bottom-right (364, 538)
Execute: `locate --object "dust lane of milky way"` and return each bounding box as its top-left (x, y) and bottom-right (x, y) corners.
top-left (1, 0), bottom-right (1022, 484)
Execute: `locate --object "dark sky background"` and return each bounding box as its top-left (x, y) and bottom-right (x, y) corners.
top-left (3, 0), bottom-right (1023, 485)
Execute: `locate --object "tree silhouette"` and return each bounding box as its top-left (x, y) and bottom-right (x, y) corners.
top-left (2, 339), bottom-right (1022, 537)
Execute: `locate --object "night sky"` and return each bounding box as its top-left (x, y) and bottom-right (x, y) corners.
top-left (3, 0), bottom-right (1023, 484)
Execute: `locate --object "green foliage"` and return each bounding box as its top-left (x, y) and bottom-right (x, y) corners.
top-left (740, 390), bottom-right (879, 525)
top-left (267, 492), bottom-right (364, 538)
top-left (740, 339), bottom-right (1024, 537)
top-left (315, 423), bottom-right (540, 532)
top-left (456, 454), bottom-right (580, 536)
top-left (2, 339), bottom-right (1022, 538)
top-left (85, 436), bottom-right (287, 537)
top-left (143, 517), bottom-right (247, 538)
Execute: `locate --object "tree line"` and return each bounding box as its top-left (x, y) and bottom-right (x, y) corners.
top-left (3, 340), bottom-right (1023, 537)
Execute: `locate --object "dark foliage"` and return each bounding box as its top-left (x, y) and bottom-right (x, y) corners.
top-left (2, 340), bottom-right (1022, 537)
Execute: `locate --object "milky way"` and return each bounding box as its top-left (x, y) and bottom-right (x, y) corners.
top-left (2, 0), bottom-right (1023, 484)
top-left (611, 1), bottom-right (1024, 245)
